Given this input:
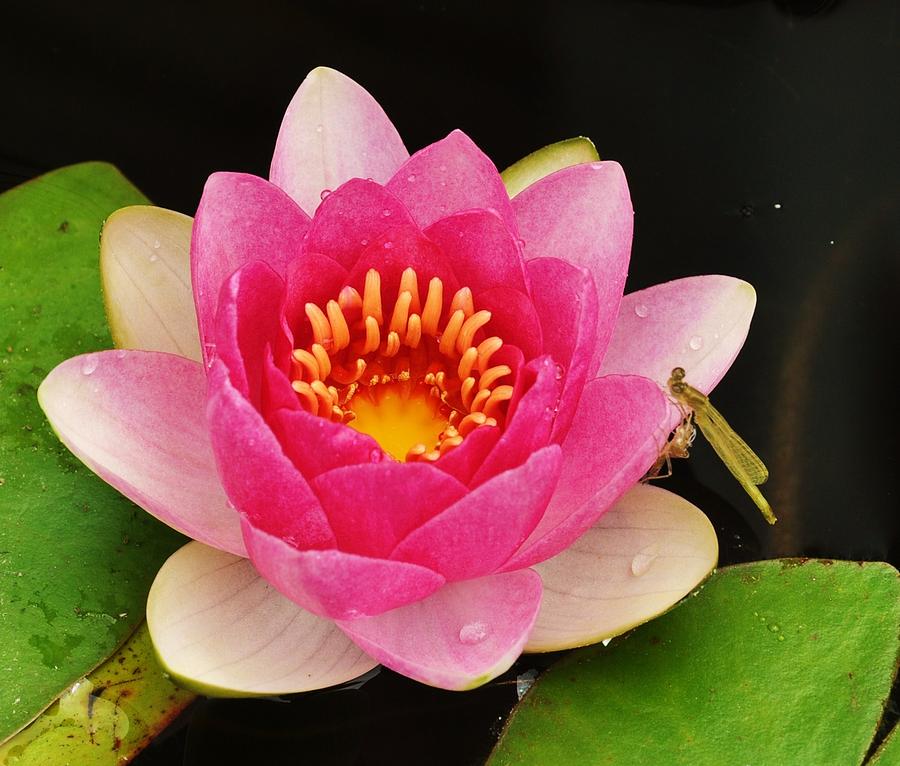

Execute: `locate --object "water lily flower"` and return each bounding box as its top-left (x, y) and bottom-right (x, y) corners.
top-left (38, 68), bottom-right (755, 693)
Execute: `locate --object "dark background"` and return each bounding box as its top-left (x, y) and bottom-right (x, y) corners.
top-left (2, 1), bottom-right (898, 763)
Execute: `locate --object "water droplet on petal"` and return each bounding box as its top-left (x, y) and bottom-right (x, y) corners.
top-left (554, 364), bottom-right (565, 380)
top-left (149, 253), bottom-right (159, 263)
top-left (369, 449), bottom-right (383, 463)
top-left (383, 241), bottom-right (394, 250)
top-left (439, 164), bottom-right (447, 173)
top-left (382, 208), bottom-right (393, 218)
top-left (689, 335), bottom-right (704, 350)
top-left (439, 180), bottom-right (447, 187)
top-left (152, 239), bottom-right (161, 249)
top-left (631, 544), bottom-right (659, 576)
top-left (458, 622), bottom-right (488, 644)
top-left (590, 162), bottom-right (604, 170)
top-left (115, 350), bottom-right (126, 359)
top-left (517, 238), bottom-right (526, 250)
top-left (81, 357), bottom-right (98, 376)
top-left (634, 303), bottom-right (649, 318)
top-left (320, 189), bottom-right (332, 201)
top-left (315, 124), bottom-right (324, 133)
top-left (360, 239), bottom-right (369, 246)
top-left (407, 174), bottom-right (416, 183)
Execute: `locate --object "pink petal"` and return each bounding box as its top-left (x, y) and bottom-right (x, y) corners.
top-left (471, 357), bottom-right (560, 485)
top-left (526, 484), bottom-right (718, 652)
top-left (214, 261), bottom-right (291, 403)
top-left (311, 463), bottom-right (468, 558)
top-left (206, 362), bottom-right (335, 551)
top-left (240, 517), bottom-right (445, 620)
top-left (501, 374), bottom-right (669, 570)
top-left (600, 275), bottom-right (757, 400)
top-left (391, 446), bottom-right (561, 581)
top-left (433, 425), bottom-right (501, 486)
top-left (424, 209), bottom-right (529, 295)
top-left (192, 172), bottom-right (308, 366)
top-left (472, 287), bottom-right (543, 361)
top-left (271, 407), bottom-right (381, 479)
top-left (148, 541), bottom-right (377, 695)
top-left (386, 130), bottom-right (516, 232)
top-left (337, 570), bottom-right (542, 690)
top-left (514, 161), bottom-right (632, 369)
top-left (270, 67), bottom-right (409, 216)
top-left (283, 252), bottom-right (349, 338)
top-left (344, 223), bottom-right (460, 303)
top-left (527, 257), bottom-right (599, 441)
top-left (38, 351), bottom-right (245, 556)
top-left (100, 205), bottom-right (202, 362)
top-left (303, 178), bottom-right (418, 269)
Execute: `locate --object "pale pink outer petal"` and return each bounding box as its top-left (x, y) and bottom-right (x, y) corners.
top-left (513, 161), bottom-right (632, 370)
top-left (270, 67), bottom-right (409, 216)
top-left (192, 172), bottom-right (309, 366)
top-left (600, 275), bottom-right (757, 434)
top-left (525, 484), bottom-right (718, 652)
top-left (501, 374), bottom-right (669, 571)
top-left (390, 446), bottom-right (562, 581)
top-left (240, 517), bottom-right (445, 620)
top-left (148, 542), bottom-right (377, 695)
top-left (385, 130), bottom-right (517, 232)
top-left (206, 363), bottom-right (335, 551)
top-left (336, 570), bottom-right (542, 690)
top-left (37, 351), bottom-right (245, 556)
top-left (100, 205), bottom-right (202, 362)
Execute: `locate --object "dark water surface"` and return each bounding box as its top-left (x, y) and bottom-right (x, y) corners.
top-left (2, 1), bottom-right (898, 763)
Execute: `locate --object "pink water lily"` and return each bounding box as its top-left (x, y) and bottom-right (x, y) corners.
top-left (38, 68), bottom-right (755, 693)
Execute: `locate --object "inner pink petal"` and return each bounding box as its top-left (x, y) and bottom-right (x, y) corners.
top-left (192, 172), bottom-right (309, 367)
top-left (311, 462), bottom-right (469, 558)
top-left (304, 179), bottom-right (418, 270)
top-left (386, 130), bottom-right (517, 233)
top-left (241, 517), bottom-right (445, 620)
top-left (502, 374), bottom-right (669, 571)
top-left (527, 257), bottom-right (599, 443)
top-left (424, 209), bottom-right (529, 296)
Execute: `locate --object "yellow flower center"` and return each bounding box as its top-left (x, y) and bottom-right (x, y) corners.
top-left (290, 267), bottom-right (512, 461)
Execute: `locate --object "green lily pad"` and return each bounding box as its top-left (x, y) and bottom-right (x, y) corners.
top-left (490, 560), bottom-right (900, 766)
top-left (0, 621), bottom-right (195, 764)
top-left (0, 163), bottom-right (186, 742)
top-left (501, 137), bottom-right (599, 198)
top-left (869, 723), bottom-right (900, 765)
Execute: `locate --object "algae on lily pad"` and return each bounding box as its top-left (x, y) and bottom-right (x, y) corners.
top-left (490, 559), bottom-right (900, 766)
top-left (0, 622), bottom-right (195, 764)
top-left (0, 163), bottom-right (186, 742)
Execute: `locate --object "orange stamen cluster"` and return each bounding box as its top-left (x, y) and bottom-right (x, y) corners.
top-left (290, 267), bottom-right (513, 461)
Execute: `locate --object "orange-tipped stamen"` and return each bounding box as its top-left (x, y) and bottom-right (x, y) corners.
top-left (289, 267), bottom-right (522, 462)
